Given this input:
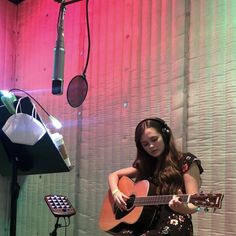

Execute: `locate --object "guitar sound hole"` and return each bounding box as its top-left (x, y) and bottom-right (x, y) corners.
top-left (127, 195), bottom-right (135, 210)
top-left (114, 195), bottom-right (135, 220)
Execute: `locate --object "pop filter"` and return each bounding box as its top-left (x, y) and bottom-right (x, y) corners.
top-left (67, 74), bottom-right (88, 108)
top-left (66, 0), bottom-right (90, 108)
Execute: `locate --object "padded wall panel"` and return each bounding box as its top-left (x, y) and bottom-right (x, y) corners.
top-left (189, 0), bottom-right (236, 235)
top-left (77, 0), bottom-right (187, 235)
top-left (0, 1), bottom-right (16, 88)
top-left (0, 1), bottom-right (17, 235)
top-left (1, 0), bottom-right (235, 235)
top-left (2, 0), bottom-right (86, 235)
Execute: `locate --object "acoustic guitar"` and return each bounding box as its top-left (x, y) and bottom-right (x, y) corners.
top-left (99, 176), bottom-right (224, 235)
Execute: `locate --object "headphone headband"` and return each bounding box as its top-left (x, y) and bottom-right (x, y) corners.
top-left (135, 117), bottom-right (170, 144)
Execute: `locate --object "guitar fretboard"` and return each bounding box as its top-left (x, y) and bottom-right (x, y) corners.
top-left (134, 194), bottom-right (190, 206)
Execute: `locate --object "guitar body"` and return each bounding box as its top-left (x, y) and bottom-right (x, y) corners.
top-left (99, 176), bottom-right (159, 235)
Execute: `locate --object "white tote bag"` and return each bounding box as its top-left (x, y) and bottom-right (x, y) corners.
top-left (2, 97), bottom-right (46, 145)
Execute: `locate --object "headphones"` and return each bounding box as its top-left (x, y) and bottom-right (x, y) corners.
top-left (135, 117), bottom-right (171, 144)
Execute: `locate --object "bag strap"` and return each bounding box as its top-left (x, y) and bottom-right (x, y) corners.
top-left (15, 97), bottom-right (24, 113)
top-left (15, 97), bottom-right (36, 118)
top-left (32, 103), bottom-right (37, 118)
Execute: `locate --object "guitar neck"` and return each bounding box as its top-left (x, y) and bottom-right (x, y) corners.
top-left (134, 194), bottom-right (190, 206)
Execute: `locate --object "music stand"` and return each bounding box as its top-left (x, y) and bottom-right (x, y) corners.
top-left (0, 96), bottom-right (70, 236)
top-left (44, 194), bottom-right (76, 236)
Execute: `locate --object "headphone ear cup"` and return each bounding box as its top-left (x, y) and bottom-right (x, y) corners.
top-left (152, 117), bottom-right (170, 144)
top-left (161, 126), bottom-right (170, 144)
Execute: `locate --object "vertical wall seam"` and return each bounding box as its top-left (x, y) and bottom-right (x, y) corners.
top-left (183, 0), bottom-right (191, 151)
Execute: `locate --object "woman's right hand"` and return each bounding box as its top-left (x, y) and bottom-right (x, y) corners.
top-left (112, 189), bottom-right (129, 211)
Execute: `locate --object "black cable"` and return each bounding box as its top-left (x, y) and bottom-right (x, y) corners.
top-left (56, 0), bottom-right (91, 77)
top-left (9, 88), bottom-right (51, 116)
top-left (64, 217), bottom-right (67, 236)
top-left (82, 0), bottom-right (90, 76)
top-left (60, 217), bottom-right (70, 227)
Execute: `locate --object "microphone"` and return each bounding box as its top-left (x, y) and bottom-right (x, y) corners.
top-left (52, 4), bottom-right (66, 95)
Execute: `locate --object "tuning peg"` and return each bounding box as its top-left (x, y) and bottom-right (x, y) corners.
top-left (204, 207), bottom-right (209, 213)
top-left (196, 206), bottom-right (201, 212)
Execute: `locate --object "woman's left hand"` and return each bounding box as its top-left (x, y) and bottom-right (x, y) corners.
top-left (169, 189), bottom-right (183, 210)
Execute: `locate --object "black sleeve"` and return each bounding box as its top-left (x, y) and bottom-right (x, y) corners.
top-left (181, 152), bottom-right (204, 174)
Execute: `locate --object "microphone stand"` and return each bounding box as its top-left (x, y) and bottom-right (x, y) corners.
top-left (10, 156), bottom-right (20, 236)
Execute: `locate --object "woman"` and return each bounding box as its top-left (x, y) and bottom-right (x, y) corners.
top-left (108, 117), bottom-right (203, 236)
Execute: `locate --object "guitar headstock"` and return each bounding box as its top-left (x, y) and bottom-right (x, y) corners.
top-left (189, 193), bottom-right (224, 209)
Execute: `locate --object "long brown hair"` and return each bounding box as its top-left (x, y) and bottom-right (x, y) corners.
top-left (133, 118), bottom-right (184, 194)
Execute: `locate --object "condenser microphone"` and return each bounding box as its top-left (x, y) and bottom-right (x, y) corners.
top-left (52, 4), bottom-right (66, 95)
